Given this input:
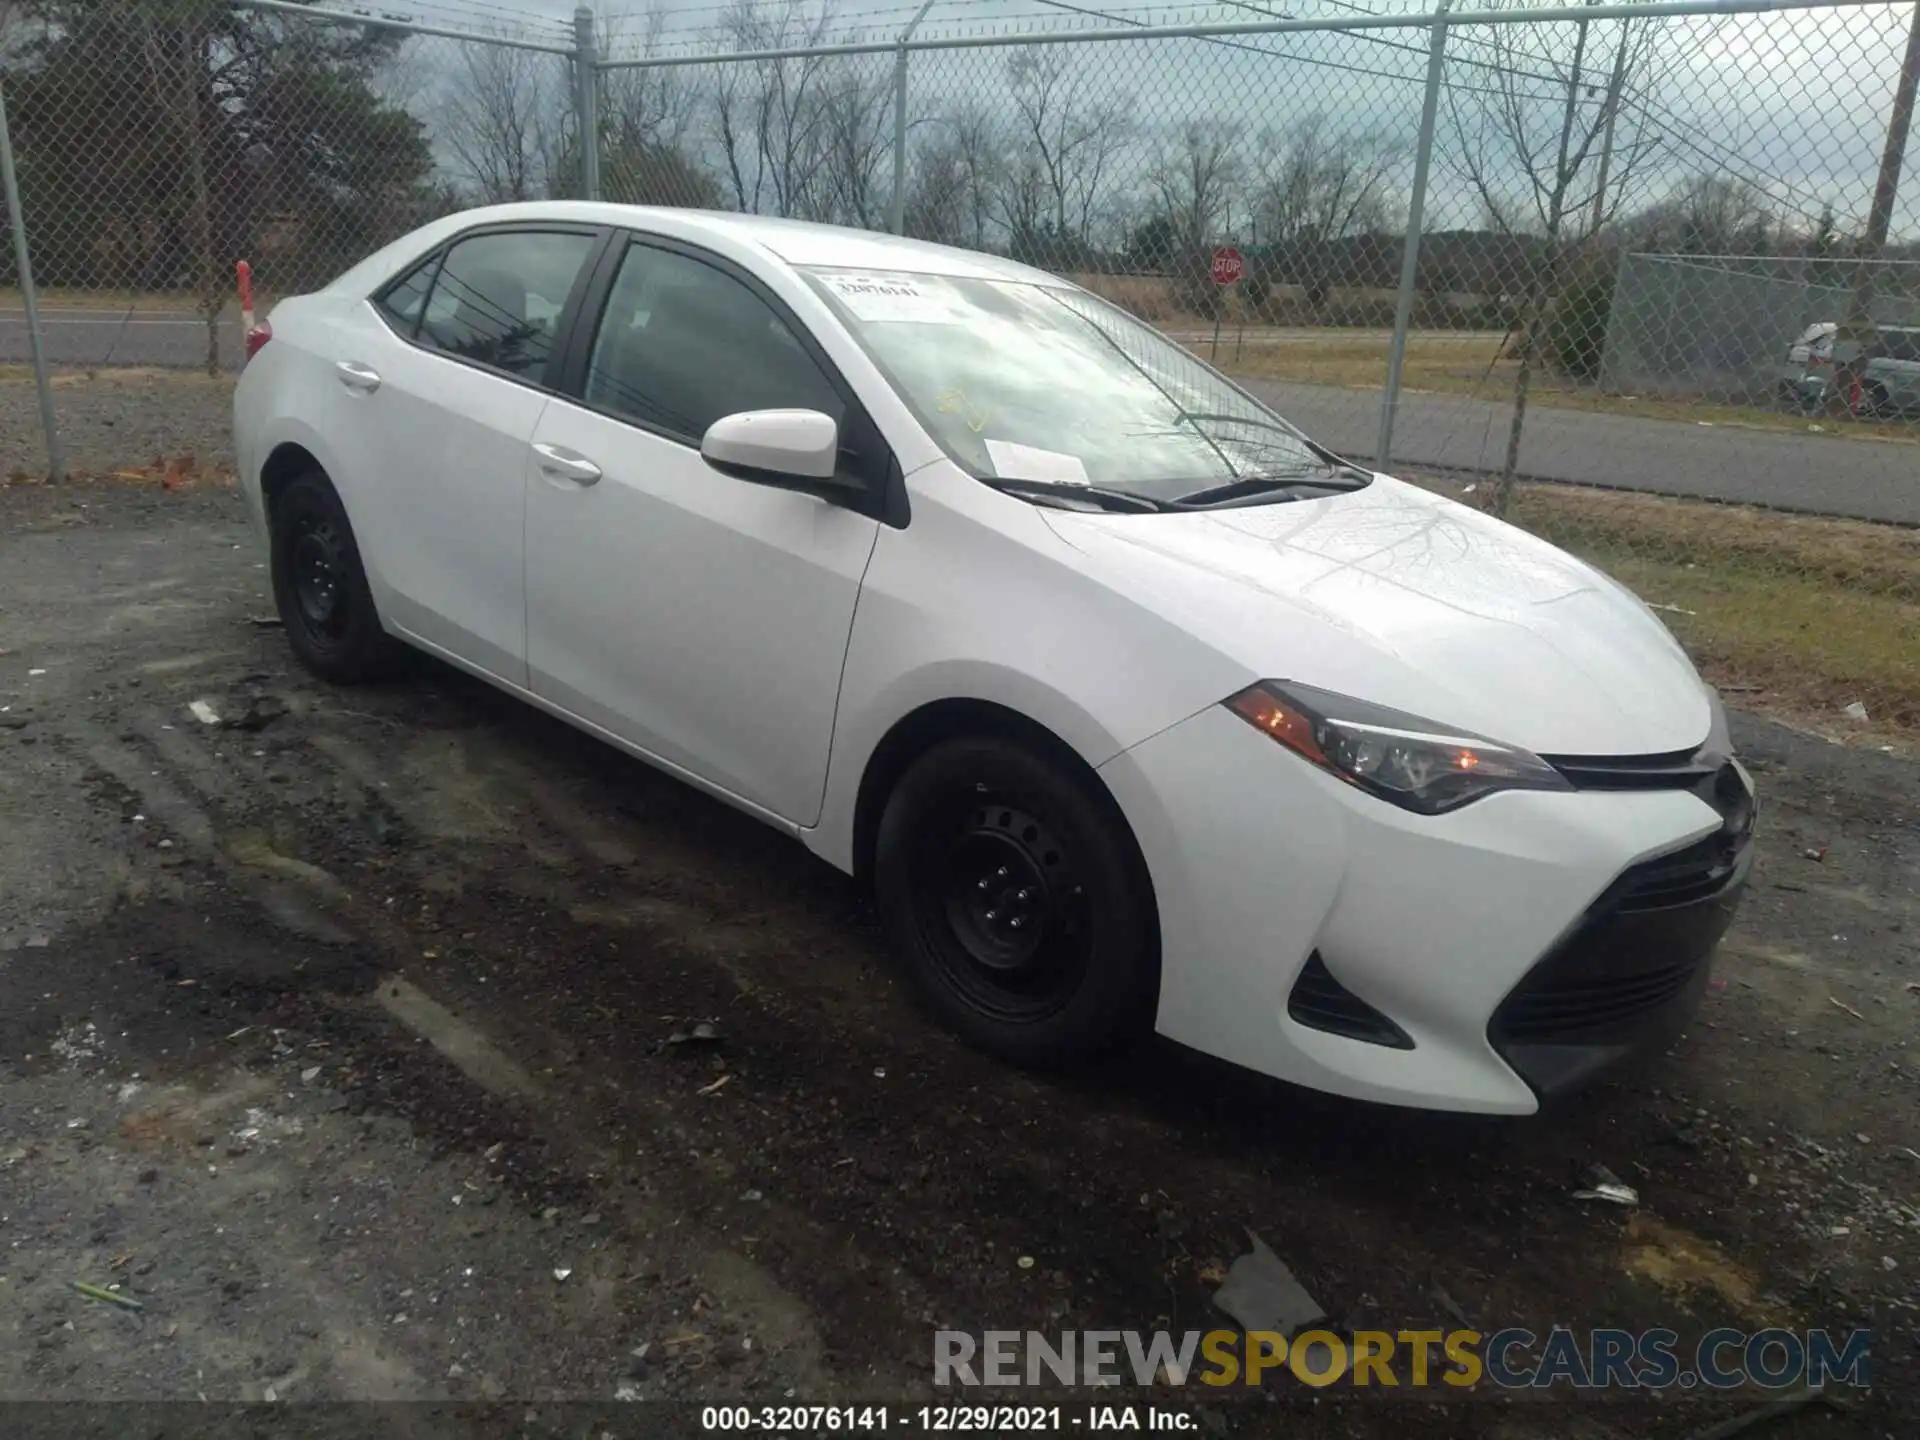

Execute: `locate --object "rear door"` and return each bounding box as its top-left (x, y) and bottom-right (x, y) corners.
top-left (522, 235), bottom-right (888, 825)
top-left (325, 225), bottom-right (603, 685)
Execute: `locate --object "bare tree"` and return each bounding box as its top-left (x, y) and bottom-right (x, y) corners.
top-left (1253, 113), bottom-right (1401, 312)
top-left (599, 7), bottom-right (712, 205)
top-left (1443, 6), bottom-right (1669, 512)
top-left (1002, 49), bottom-right (1134, 265)
top-left (437, 39), bottom-right (561, 203)
top-left (710, 0), bottom-right (837, 219)
top-left (1626, 174), bottom-right (1773, 255)
top-left (1147, 119), bottom-right (1243, 314)
top-left (816, 55), bottom-right (893, 228)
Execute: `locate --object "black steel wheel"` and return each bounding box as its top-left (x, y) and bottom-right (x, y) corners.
top-left (874, 735), bottom-right (1158, 1067)
top-left (269, 470), bottom-right (402, 684)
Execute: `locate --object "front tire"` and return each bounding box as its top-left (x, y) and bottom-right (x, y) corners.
top-left (873, 736), bottom-right (1159, 1068)
top-left (269, 470), bottom-right (402, 684)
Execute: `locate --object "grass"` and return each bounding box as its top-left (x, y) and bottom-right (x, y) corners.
top-left (1415, 477), bottom-right (1920, 744)
top-left (1178, 327), bottom-right (1920, 445)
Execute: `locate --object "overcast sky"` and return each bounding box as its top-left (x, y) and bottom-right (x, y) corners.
top-left (377, 0), bottom-right (1917, 240)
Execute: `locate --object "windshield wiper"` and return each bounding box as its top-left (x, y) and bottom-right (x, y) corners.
top-left (1173, 410), bottom-right (1301, 433)
top-left (1172, 470), bottom-right (1371, 509)
top-left (978, 476), bottom-right (1172, 513)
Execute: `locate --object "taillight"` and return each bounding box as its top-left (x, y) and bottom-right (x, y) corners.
top-left (244, 318), bottom-right (272, 362)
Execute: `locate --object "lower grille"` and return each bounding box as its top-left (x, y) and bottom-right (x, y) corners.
top-left (1288, 952), bottom-right (1412, 1049)
top-left (1489, 750), bottom-right (1755, 1095)
top-left (1616, 831), bottom-right (1747, 913)
top-left (1498, 958), bottom-right (1701, 1041)
top-left (1491, 806), bottom-right (1750, 1062)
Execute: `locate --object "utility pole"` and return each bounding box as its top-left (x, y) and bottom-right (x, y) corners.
top-left (888, 0), bottom-right (939, 235)
top-left (1588, 11), bottom-right (1632, 236)
top-left (1834, 0), bottom-right (1920, 411)
top-left (573, 6), bottom-right (601, 202)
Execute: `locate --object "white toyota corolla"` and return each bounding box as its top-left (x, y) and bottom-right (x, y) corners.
top-left (233, 202), bottom-right (1754, 1114)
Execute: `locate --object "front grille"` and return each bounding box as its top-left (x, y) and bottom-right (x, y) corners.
top-left (1542, 748), bottom-right (1718, 790)
top-left (1287, 951), bottom-right (1412, 1049)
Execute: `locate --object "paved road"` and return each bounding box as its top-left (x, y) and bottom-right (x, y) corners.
top-left (4, 308), bottom-right (1916, 524)
top-left (0, 306), bottom-right (242, 369)
top-left (1247, 379), bottom-right (1920, 527)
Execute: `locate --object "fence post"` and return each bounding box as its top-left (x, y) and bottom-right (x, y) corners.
top-left (889, 0), bottom-right (938, 236)
top-left (1376, 0), bottom-right (1452, 472)
top-left (574, 5), bottom-right (602, 202)
top-left (0, 78), bottom-right (62, 483)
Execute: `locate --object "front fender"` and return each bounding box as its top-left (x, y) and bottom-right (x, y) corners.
top-left (802, 469), bottom-right (1249, 874)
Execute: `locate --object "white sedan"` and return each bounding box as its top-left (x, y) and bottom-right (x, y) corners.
top-left (233, 203), bottom-right (1754, 1114)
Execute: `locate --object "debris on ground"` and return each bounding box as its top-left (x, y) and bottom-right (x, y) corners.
top-left (1842, 701), bottom-right (1869, 723)
top-left (696, 1074), bottom-right (733, 1096)
top-left (1828, 995), bottom-right (1866, 1021)
top-left (1429, 1285), bottom-right (1474, 1328)
top-left (1212, 1230), bottom-right (1328, 1339)
top-left (552, 1268), bottom-right (572, 1283)
top-left (188, 699), bottom-right (221, 725)
top-left (1802, 846), bottom-right (1827, 861)
top-left (224, 694), bottom-right (288, 732)
top-left (1571, 1164), bottom-right (1639, 1206)
top-left (248, 615), bottom-right (284, 628)
top-left (72, 1280), bottom-right (144, 1311)
top-left (664, 1020), bottom-right (722, 1048)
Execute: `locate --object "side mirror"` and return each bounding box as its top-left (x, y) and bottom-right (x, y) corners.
top-left (700, 408), bottom-right (842, 483)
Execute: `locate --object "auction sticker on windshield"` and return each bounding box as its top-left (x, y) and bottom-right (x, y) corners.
top-left (983, 440), bottom-right (1091, 486)
top-left (817, 270), bottom-right (969, 324)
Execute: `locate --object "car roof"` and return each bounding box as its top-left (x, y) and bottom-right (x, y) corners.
top-left (371, 202), bottom-right (1068, 288)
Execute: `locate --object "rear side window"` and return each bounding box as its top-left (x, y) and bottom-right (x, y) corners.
top-left (375, 255), bottom-right (437, 336)
top-left (417, 230), bottom-right (595, 380)
top-left (583, 242), bottom-right (843, 440)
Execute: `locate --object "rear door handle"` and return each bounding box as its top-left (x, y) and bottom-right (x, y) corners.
top-left (335, 360), bottom-right (381, 393)
top-left (533, 443), bottom-right (602, 486)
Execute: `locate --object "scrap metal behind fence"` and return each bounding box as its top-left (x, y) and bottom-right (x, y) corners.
top-left (0, 0), bottom-right (1915, 724)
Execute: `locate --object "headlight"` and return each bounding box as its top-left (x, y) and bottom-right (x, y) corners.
top-left (1224, 681), bottom-right (1570, 815)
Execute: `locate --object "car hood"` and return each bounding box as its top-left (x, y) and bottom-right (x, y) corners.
top-left (1040, 475), bottom-right (1713, 756)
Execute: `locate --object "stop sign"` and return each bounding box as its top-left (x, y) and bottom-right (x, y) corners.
top-left (1210, 246), bottom-right (1244, 285)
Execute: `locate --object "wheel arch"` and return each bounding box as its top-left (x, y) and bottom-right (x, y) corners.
top-left (848, 698), bottom-right (1158, 933)
top-left (260, 440), bottom-right (324, 523)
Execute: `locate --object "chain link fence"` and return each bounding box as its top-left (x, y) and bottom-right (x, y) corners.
top-left (0, 0), bottom-right (582, 367)
top-left (0, 0), bottom-right (1915, 735)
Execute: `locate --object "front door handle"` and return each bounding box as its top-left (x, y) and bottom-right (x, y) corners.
top-left (533, 443), bottom-right (602, 486)
top-left (335, 360), bottom-right (382, 393)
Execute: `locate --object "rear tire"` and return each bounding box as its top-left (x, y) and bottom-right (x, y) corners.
top-left (873, 736), bottom-right (1159, 1068)
top-left (269, 470), bottom-right (402, 684)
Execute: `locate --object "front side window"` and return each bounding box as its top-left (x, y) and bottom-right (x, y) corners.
top-left (803, 268), bottom-right (1333, 503)
top-left (417, 230), bottom-right (594, 379)
top-left (585, 242), bottom-right (844, 440)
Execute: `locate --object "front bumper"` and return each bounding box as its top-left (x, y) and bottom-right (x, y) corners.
top-left (1098, 706), bottom-right (1751, 1114)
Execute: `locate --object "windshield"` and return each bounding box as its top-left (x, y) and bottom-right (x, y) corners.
top-left (803, 267), bottom-right (1345, 503)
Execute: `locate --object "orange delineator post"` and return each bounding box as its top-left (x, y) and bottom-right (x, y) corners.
top-left (236, 259), bottom-right (254, 333)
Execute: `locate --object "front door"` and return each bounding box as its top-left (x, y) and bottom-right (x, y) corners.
top-left (524, 238), bottom-right (882, 826)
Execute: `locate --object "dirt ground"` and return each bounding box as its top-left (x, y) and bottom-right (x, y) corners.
top-left (1, 471), bottom-right (1917, 1435)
